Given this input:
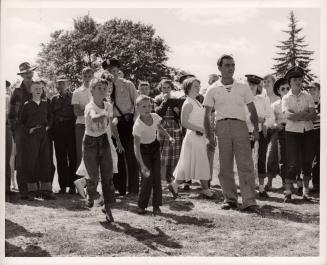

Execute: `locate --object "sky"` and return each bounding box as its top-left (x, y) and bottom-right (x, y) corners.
top-left (1, 5), bottom-right (321, 88)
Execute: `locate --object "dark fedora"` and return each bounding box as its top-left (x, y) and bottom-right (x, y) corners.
top-left (245, 74), bottom-right (263, 85)
top-left (17, 62), bottom-right (37, 75)
top-left (102, 58), bottom-right (121, 70)
top-left (273, 77), bottom-right (287, 97)
top-left (284, 66), bottom-right (305, 80)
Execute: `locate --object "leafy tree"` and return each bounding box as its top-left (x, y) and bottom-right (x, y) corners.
top-left (36, 15), bottom-right (174, 89)
top-left (272, 11), bottom-right (316, 83)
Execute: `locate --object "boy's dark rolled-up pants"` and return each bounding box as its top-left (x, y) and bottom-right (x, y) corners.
top-left (138, 140), bottom-right (162, 209)
top-left (83, 134), bottom-right (115, 205)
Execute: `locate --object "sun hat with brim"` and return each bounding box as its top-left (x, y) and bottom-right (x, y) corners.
top-left (273, 77), bottom-right (287, 97)
top-left (17, 62), bottom-right (37, 75)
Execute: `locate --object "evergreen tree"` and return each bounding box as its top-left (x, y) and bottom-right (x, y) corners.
top-left (272, 11), bottom-right (316, 83)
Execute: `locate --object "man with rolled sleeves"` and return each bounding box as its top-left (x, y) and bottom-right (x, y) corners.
top-left (8, 62), bottom-right (35, 200)
top-left (203, 54), bottom-right (260, 213)
top-left (51, 75), bottom-right (77, 194)
top-left (102, 58), bottom-right (139, 195)
top-left (282, 66), bottom-right (316, 202)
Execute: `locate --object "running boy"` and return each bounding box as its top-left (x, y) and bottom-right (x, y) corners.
top-left (133, 95), bottom-right (175, 215)
top-left (83, 78), bottom-right (117, 223)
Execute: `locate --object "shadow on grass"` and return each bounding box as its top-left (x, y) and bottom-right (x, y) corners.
top-left (5, 219), bottom-right (51, 257)
top-left (260, 205), bottom-right (320, 224)
top-left (168, 200), bottom-right (195, 212)
top-left (6, 193), bottom-right (89, 211)
top-left (160, 211), bottom-right (215, 228)
top-left (100, 221), bottom-right (182, 254)
top-left (5, 241), bottom-right (51, 257)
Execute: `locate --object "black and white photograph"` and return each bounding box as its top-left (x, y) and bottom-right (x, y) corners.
top-left (1, 0), bottom-right (326, 264)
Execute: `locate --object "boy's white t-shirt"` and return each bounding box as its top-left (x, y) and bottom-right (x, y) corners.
top-left (133, 113), bottom-right (162, 144)
top-left (84, 100), bottom-right (113, 137)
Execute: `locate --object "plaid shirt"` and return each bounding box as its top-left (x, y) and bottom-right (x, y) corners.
top-left (8, 81), bottom-right (32, 134)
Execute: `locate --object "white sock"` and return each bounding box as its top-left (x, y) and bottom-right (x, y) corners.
top-left (303, 187), bottom-right (309, 196)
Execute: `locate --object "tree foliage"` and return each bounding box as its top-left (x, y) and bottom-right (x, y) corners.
top-left (272, 11), bottom-right (316, 83)
top-left (36, 15), bottom-right (173, 89)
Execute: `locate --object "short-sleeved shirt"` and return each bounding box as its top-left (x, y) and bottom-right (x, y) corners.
top-left (71, 84), bottom-right (92, 124)
top-left (203, 79), bottom-right (254, 121)
top-left (84, 100), bottom-right (112, 137)
top-left (271, 99), bottom-right (287, 125)
top-left (113, 78), bottom-right (138, 117)
top-left (133, 113), bottom-right (162, 144)
top-left (281, 89), bottom-right (315, 133)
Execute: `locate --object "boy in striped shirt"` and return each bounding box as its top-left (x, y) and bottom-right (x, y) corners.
top-left (307, 82), bottom-right (320, 194)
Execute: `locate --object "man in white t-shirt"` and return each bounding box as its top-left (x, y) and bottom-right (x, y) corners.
top-left (72, 67), bottom-right (94, 167)
top-left (203, 54), bottom-right (260, 213)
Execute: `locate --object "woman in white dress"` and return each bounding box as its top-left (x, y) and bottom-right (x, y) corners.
top-left (168, 77), bottom-right (213, 199)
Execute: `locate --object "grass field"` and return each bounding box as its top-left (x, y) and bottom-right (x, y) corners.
top-left (5, 178), bottom-right (320, 257)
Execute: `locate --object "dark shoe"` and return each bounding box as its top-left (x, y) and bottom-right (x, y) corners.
top-left (264, 185), bottom-right (272, 192)
top-left (258, 191), bottom-right (270, 198)
top-left (242, 205), bottom-right (262, 215)
top-left (153, 207), bottom-right (161, 216)
top-left (167, 183), bottom-right (179, 199)
top-left (86, 196), bottom-right (94, 208)
top-left (42, 191), bottom-right (56, 200)
top-left (58, 189), bottom-right (66, 194)
top-left (137, 207), bottom-right (146, 215)
top-left (221, 202), bottom-right (238, 210)
top-left (284, 193), bottom-right (292, 203)
top-left (296, 187), bottom-right (303, 196)
top-left (183, 184), bottom-right (190, 191)
top-left (20, 194), bottom-right (35, 201)
top-left (68, 187), bottom-right (76, 195)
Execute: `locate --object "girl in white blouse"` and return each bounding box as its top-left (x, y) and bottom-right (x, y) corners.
top-left (245, 75), bottom-right (275, 198)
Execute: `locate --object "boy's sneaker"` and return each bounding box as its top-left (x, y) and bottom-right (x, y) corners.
top-left (258, 191), bottom-right (269, 198)
top-left (42, 191), bottom-right (56, 200)
top-left (284, 193), bottom-right (292, 203)
top-left (153, 207), bottom-right (161, 216)
top-left (74, 178), bottom-right (86, 198)
top-left (104, 204), bottom-right (114, 222)
top-left (296, 187), bottom-right (303, 196)
top-left (241, 205), bottom-right (262, 215)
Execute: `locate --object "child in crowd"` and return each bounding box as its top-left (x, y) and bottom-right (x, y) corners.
top-left (20, 80), bottom-right (56, 200)
top-left (282, 66), bottom-right (316, 202)
top-left (74, 73), bottom-right (123, 199)
top-left (154, 79), bottom-right (182, 185)
top-left (133, 95), bottom-right (175, 215)
top-left (138, 81), bottom-right (155, 111)
top-left (271, 78), bottom-right (290, 187)
top-left (306, 82), bottom-right (320, 194)
top-left (245, 75), bottom-right (275, 198)
top-left (82, 78), bottom-right (122, 223)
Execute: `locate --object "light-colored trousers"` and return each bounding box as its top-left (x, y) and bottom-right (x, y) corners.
top-left (215, 119), bottom-right (257, 208)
